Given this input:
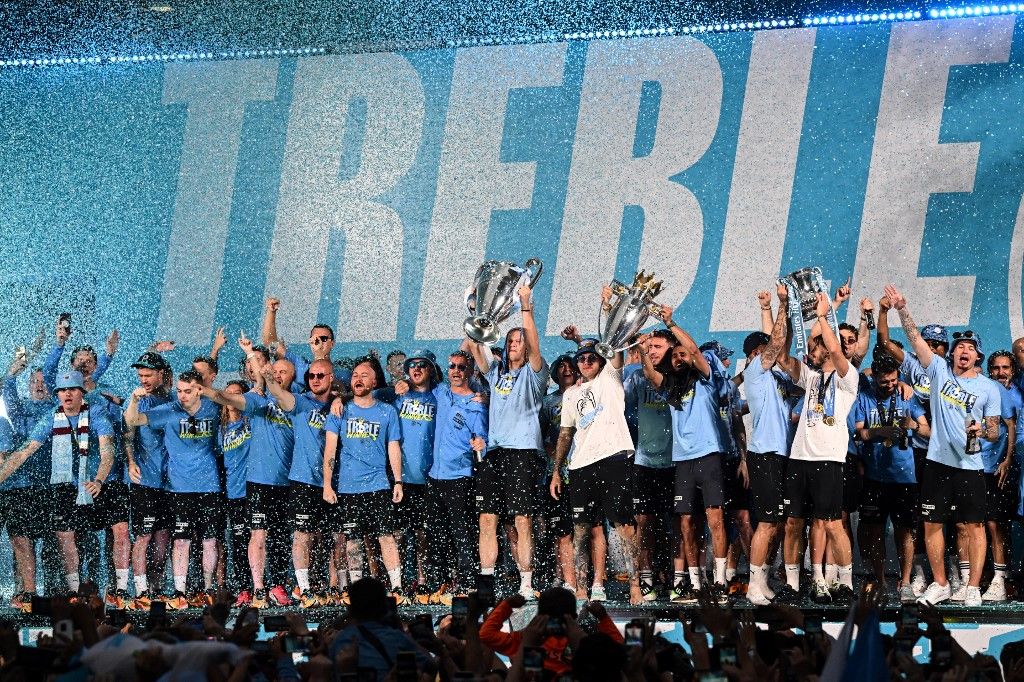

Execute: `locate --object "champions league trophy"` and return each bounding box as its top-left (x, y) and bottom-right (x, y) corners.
top-left (595, 270), bottom-right (665, 359)
top-left (464, 258), bottom-right (544, 344)
top-left (778, 266), bottom-right (839, 359)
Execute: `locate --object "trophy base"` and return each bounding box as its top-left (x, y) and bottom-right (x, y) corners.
top-left (595, 342), bottom-right (617, 360)
top-left (464, 316), bottom-right (501, 345)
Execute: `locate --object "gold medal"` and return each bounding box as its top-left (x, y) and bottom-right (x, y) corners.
top-left (814, 403), bottom-right (824, 414)
top-left (823, 416), bottom-right (836, 426)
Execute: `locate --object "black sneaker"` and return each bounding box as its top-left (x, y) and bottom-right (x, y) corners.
top-left (671, 583), bottom-right (699, 605)
top-left (830, 583), bottom-right (855, 605)
top-left (810, 581), bottom-right (832, 605)
top-left (773, 585), bottom-right (802, 605)
top-left (709, 583), bottom-right (731, 606)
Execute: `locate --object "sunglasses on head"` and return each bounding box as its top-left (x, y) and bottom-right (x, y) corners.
top-left (577, 353), bottom-right (599, 364)
top-left (308, 372), bottom-right (330, 380)
top-left (408, 360), bottom-right (430, 370)
top-left (952, 330), bottom-right (976, 340)
top-left (449, 362), bottom-right (468, 371)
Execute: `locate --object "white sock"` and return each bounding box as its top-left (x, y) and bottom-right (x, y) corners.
top-left (725, 567), bottom-right (737, 582)
top-left (591, 580), bottom-right (603, 589)
top-left (825, 563), bottom-right (838, 584)
top-left (960, 568), bottom-right (971, 586)
top-left (295, 569), bottom-right (310, 593)
top-left (785, 564), bottom-right (800, 590)
top-left (639, 570), bottom-right (654, 587)
top-left (756, 564), bottom-right (776, 598)
top-left (994, 563), bottom-right (1008, 581)
top-left (173, 575), bottom-right (186, 593)
top-left (714, 558), bottom-right (727, 585)
top-left (350, 569), bottom-right (363, 582)
top-left (481, 566), bottom-right (494, 576)
top-left (520, 570), bottom-right (533, 589)
top-left (749, 564), bottom-right (765, 588)
top-left (838, 564), bottom-right (853, 589)
top-left (116, 569), bottom-right (130, 591)
top-left (387, 568), bottom-right (402, 590)
top-left (67, 572), bottom-right (80, 592)
top-left (688, 567), bottom-right (701, 587)
top-left (134, 575), bottom-right (148, 594)
top-left (337, 569), bottom-right (349, 589)
top-left (203, 571), bottom-right (215, 590)
top-left (812, 564), bottom-right (825, 584)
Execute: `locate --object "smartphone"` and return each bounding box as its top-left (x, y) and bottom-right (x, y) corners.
top-left (718, 644), bottom-right (737, 666)
top-left (931, 632), bottom-right (952, 667)
top-left (409, 614), bottom-right (434, 642)
top-left (240, 608), bottom-right (260, 628)
top-left (545, 616), bottom-right (566, 637)
top-left (476, 574), bottom-right (496, 608)
top-left (451, 596), bottom-right (469, 618)
top-left (284, 635), bottom-right (313, 652)
top-left (264, 614), bottom-right (289, 632)
top-left (692, 614), bottom-right (707, 634)
top-left (900, 604), bottom-right (919, 628)
top-left (250, 640), bottom-right (271, 653)
top-left (524, 645), bottom-right (545, 672)
top-left (894, 634), bottom-right (916, 656)
top-left (107, 609), bottom-right (127, 629)
top-left (54, 619), bottom-right (74, 640)
top-left (625, 623), bottom-right (645, 648)
top-left (396, 651), bottom-right (418, 681)
top-left (803, 615), bottom-right (822, 634)
top-left (291, 651), bottom-right (310, 665)
top-left (31, 596), bottom-right (52, 617)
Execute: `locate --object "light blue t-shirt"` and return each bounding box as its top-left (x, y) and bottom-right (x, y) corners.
top-left (144, 398), bottom-right (221, 493)
top-left (853, 390), bottom-right (924, 484)
top-left (430, 385), bottom-right (488, 481)
top-left (123, 393), bottom-right (171, 489)
top-left (743, 355), bottom-right (794, 456)
top-left (326, 400), bottom-right (401, 494)
top-left (285, 392), bottom-right (329, 488)
top-left (485, 359), bottom-right (550, 451)
top-left (979, 382), bottom-right (1021, 474)
top-left (666, 352), bottom-right (727, 462)
top-left (924, 357), bottom-right (1002, 471)
top-left (221, 419), bottom-right (251, 500)
top-left (376, 388), bottom-right (436, 486)
top-left (242, 391), bottom-right (295, 486)
top-left (28, 405), bottom-right (114, 488)
top-left (623, 372), bottom-right (673, 469)
top-left (901, 354), bottom-right (933, 450)
top-left (538, 390), bottom-right (569, 477)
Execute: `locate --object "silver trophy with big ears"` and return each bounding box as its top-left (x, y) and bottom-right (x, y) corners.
top-left (464, 258), bottom-right (544, 344)
top-left (778, 266), bottom-right (838, 359)
top-left (595, 270), bottom-right (665, 359)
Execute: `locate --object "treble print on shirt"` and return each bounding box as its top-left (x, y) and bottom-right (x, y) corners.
top-left (400, 399), bottom-right (436, 422)
top-left (178, 417), bottom-right (215, 439)
top-left (493, 372), bottom-right (516, 397)
top-left (938, 380), bottom-right (978, 412)
top-left (222, 423), bottom-right (252, 451)
top-left (576, 389), bottom-right (603, 429)
top-left (266, 401), bottom-right (291, 428)
top-left (346, 416), bottom-right (382, 440)
top-left (307, 409), bottom-right (327, 431)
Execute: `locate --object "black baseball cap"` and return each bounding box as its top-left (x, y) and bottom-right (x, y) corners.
top-left (743, 332), bottom-right (770, 357)
top-left (131, 352), bottom-right (170, 371)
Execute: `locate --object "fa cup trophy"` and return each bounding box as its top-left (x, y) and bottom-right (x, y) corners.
top-left (464, 258), bottom-right (544, 344)
top-left (778, 266), bottom-right (839, 359)
top-left (595, 270), bottom-right (665, 359)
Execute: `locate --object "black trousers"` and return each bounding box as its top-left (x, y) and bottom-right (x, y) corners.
top-left (425, 477), bottom-right (478, 591)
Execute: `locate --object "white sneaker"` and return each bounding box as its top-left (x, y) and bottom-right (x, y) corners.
top-left (911, 573), bottom-right (928, 597)
top-left (917, 581), bottom-right (952, 605)
top-left (746, 582), bottom-right (772, 606)
top-left (950, 583), bottom-right (968, 602)
top-left (964, 586), bottom-right (982, 607)
top-left (982, 579), bottom-right (1007, 602)
top-left (589, 584), bottom-right (607, 602)
top-left (899, 583), bottom-right (918, 603)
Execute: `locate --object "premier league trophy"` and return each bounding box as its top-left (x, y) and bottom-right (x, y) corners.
top-left (778, 266), bottom-right (839, 359)
top-left (464, 258), bottom-right (544, 344)
top-left (595, 270), bottom-right (665, 359)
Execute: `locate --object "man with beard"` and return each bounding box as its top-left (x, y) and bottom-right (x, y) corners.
top-left (0, 371), bottom-right (116, 596)
top-left (884, 285), bottom-right (1001, 606)
top-left (124, 371), bottom-right (221, 608)
top-left (624, 330), bottom-right (676, 601)
top-left (466, 285), bottom-right (549, 600)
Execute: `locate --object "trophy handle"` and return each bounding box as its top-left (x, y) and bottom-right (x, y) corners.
top-left (464, 287), bottom-right (477, 315)
top-left (523, 258), bottom-right (543, 288)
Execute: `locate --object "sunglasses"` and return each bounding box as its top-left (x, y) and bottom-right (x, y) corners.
top-left (308, 372), bottom-right (330, 380)
top-left (449, 362), bottom-right (468, 371)
top-left (407, 360), bottom-right (430, 370)
top-left (952, 330), bottom-right (976, 340)
top-left (577, 353), bottom-right (599, 364)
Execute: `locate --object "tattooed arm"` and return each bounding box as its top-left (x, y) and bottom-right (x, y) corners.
top-left (883, 285), bottom-right (932, 367)
top-left (322, 430), bottom-right (339, 504)
top-left (759, 293), bottom-right (790, 371)
top-left (548, 426), bottom-right (575, 500)
top-left (757, 290), bottom-right (774, 334)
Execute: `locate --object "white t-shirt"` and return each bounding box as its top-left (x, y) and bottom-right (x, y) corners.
top-left (560, 362), bottom-right (635, 470)
top-left (790, 361), bottom-right (860, 463)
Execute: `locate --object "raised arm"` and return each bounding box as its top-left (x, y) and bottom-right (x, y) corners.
top-left (0, 441), bottom-right (42, 486)
top-left (210, 326), bottom-right (227, 361)
top-left (814, 292), bottom-right (850, 377)
top-left (263, 363), bottom-right (295, 412)
top-left (658, 305), bottom-right (710, 379)
top-left (519, 285), bottom-right (543, 373)
top-left (465, 339), bottom-right (492, 378)
top-left (262, 297), bottom-right (280, 346)
top-left (883, 285), bottom-right (932, 368)
top-left (201, 385), bottom-right (247, 412)
top-left (637, 335), bottom-right (665, 389)
top-left (123, 387), bottom-right (149, 427)
top-left (851, 298), bottom-right (873, 368)
top-left (875, 296), bottom-right (906, 364)
top-left (759, 290), bottom-right (791, 371)
top-left (831, 278), bottom-right (851, 313)
top-left (757, 290), bottom-right (774, 334)
top-left (599, 285), bottom-right (625, 370)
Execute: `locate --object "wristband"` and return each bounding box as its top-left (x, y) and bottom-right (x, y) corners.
top-left (665, 319), bottom-right (677, 329)
top-left (394, 481), bottom-right (403, 486)
top-left (520, 308), bottom-right (533, 313)
top-left (760, 306), bottom-right (771, 311)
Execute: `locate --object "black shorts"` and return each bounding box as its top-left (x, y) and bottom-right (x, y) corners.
top-left (783, 459), bottom-right (844, 521)
top-left (843, 455), bottom-right (862, 514)
top-left (1, 487), bottom-right (50, 538)
top-left (247, 482), bottom-right (290, 530)
top-left (632, 465), bottom-right (675, 516)
top-left (747, 452), bottom-right (787, 522)
top-left (130, 484), bottom-right (173, 537)
top-left (172, 492), bottom-right (224, 540)
top-left (227, 496), bottom-right (248, 535)
top-left (569, 454), bottom-right (635, 526)
top-left (919, 460), bottom-right (985, 524)
top-left (723, 458), bottom-right (750, 511)
top-left (673, 454), bottom-right (725, 515)
top-left (859, 479), bottom-right (918, 528)
top-left (290, 481), bottom-right (330, 533)
top-left (476, 448), bottom-right (543, 517)
top-left (51, 483), bottom-right (120, 532)
top-left (396, 483), bottom-right (428, 530)
top-left (341, 490), bottom-right (399, 540)
top-left (985, 473), bottom-right (1017, 522)
top-left (539, 478), bottom-right (574, 537)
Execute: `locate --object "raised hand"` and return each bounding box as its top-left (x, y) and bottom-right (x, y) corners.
top-left (151, 340), bottom-right (175, 353)
top-left (814, 292), bottom-right (830, 319)
top-left (212, 327), bottom-right (227, 354)
top-left (55, 317), bottom-right (71, 344)
top-left (266, 297), bottom-right (281, 313)
top-left (561, 325), bottom-right (582, 344)
top-left (860, 297), bottom-right (874, 313)
top-left (518, 285), bottom-right (533, 308)
top-left (879, 296), bottom-right (892, 312)
top-left (757, 290), bottom-right (771, 309)
top-left (657, 303), bottom-right (673, 323)
top-left (238, 331), bottom-right (254, 354)
top-left (883, 284), bottom-right (906, 310)
top-left (105, 329), bottom-right (120, 357)
top-left (835, 278), bottom-right (851, 304)
top-left (776, 282), bottom-right (789, 303)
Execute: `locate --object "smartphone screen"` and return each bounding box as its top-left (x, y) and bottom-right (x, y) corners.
top-left (625, 625), bottom-right (644, 647)
top-left (263, 614), bottom-right (289, 632)
top-left (452, 596), bottom-right (469, 618)
top-left (803, 616), bottom-right (822, 634)
top-left (524, 646), bottom-right (545, 671)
